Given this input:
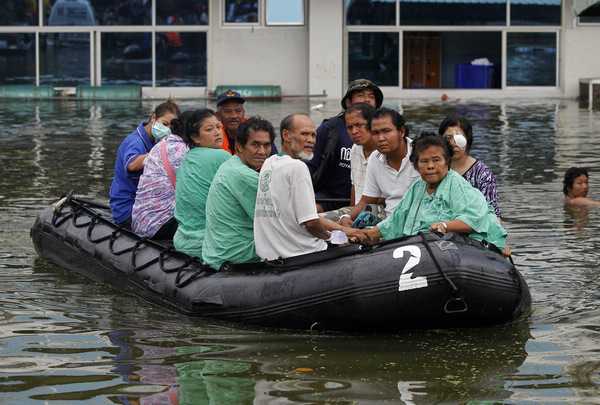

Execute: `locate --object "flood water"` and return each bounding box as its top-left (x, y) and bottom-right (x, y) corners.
top-left (1, 97), bottom-right (599, 404)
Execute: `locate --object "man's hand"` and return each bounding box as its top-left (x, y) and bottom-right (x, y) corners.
top-left (339, 216), bottom-right (353, 227)
top-left (341, 227), bottom-right (368, 243)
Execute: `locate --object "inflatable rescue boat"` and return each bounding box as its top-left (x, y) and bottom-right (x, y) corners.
top-left (31, 193), bottom-right (531, 332)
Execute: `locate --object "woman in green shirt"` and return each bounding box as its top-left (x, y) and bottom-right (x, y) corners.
top-left (364, 132), bottom-right (507, 252)
top-left (174, 109), bottom-right (231, 258)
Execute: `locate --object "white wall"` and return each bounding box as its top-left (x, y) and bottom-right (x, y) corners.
top-left (209, 1), bottom-right (309, 96)
top-left (308, 0), bottom-right (344, 100)
top-left (563, 0), bottom-right (600, 98)
top-left (204, 0), bottom-right (600, 100)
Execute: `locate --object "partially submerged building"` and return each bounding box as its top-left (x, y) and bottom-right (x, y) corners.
top-left (0, 0), bottom-right (598, 100)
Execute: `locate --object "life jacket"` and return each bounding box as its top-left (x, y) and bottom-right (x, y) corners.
top-left (220, 117), bottom-right (249, 155)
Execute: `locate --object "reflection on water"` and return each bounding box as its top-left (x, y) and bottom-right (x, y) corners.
top-left (1, 98), bottom-right (600, 403)
top-left (1, 260), bottom-right (531, 403)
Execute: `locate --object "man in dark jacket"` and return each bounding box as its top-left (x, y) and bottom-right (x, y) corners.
top-left (305, 79), bottom-right (383, 212)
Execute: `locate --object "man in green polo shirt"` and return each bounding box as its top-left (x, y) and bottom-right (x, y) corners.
top-left (202, 116), bottom-right (275, 269)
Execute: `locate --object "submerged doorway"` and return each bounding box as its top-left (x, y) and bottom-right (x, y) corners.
top-left (402, 31), bottom-right (503, 89)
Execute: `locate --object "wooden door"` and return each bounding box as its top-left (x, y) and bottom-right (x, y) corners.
top-left (403, 36), bottom-right (441, 88)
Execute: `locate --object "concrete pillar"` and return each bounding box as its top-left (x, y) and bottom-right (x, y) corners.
top-left (308, 0), bottom-right (345, 100)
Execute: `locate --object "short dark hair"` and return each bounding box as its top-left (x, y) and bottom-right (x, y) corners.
top-left (236, 116), bottom-right (275, 146)
top-left (563, 167), bottom-right (589, 196)
top-left (409, 131), bottom-right (454, 170)
top-left (438, 115), bottom-right (473, 153)
top-left (170, 109), bottom-right (194, 143)
top-left (279, 113), bottom-right (309, 140)
top-left (153, 96), bottom-right (181, 120)
top-left (370, 107), bottom-right (409, 138)
top-left (345, 102), bottom-right (376, 122)
top-left (184, 108), bottom-right (217, 149)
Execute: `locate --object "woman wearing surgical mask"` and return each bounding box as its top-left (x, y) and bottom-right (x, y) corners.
top-left (438, 115), bottom-right (502, 220)
top-left (110, 97), bottom-right (180, 229)
top-left (131, 110), bottom-right (193, 240)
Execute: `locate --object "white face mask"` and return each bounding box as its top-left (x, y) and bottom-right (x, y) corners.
top-left (152, 121), bottom-right (171, 140)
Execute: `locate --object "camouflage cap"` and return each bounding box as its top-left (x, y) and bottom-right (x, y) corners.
top-left (341, 79), bottom-right (384, 110)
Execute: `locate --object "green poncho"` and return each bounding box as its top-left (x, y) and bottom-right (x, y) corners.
top-left (377, 169), bottom-right (507, 250)
top-left (173, 147), bottom-right (230, 258)
top-left (202, 155), bottom-right (260, 269)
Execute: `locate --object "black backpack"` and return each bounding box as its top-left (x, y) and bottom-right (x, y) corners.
top-left (311, 115), bottom-right (339, 191)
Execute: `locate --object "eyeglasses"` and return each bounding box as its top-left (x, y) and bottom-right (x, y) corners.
top-left (347, 122), bottom-right (368, 131)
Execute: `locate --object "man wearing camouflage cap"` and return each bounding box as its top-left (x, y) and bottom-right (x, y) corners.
top-left (305, 79), bottom-right (384, 212)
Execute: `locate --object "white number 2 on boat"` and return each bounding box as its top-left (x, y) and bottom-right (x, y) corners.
top-left (393, 246), bottom-right (428, 291)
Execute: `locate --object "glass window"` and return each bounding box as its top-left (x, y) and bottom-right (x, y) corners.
top-left (506, 32), bottom-right (557, 86)
top-left (224, 0), bottom-right (259, 23)
top-left (0, 34), bottom-right (36, 84)
top-left (579, 15), bottom-right (600, 23)
top-left (349, 32), bottom-right (399, 86)
top-left (156, 32), bottom-right (207, 86)
top-left (577, 2), bottom-right (600, 23)
top-left (400, 0), bottom-right (506, 26)
top-left (267, 0), bottom-right (303, 25)
top-left (40, 33), bottom-right (91, 86)
top-left (45, 0), bottom-right (151, 26)
top-left (101, 32), bottom-right (152, 86)
top-left (511, 0), bottom-right (561, 26)
top-left (0, 1), bottom-right (38, 26)
top-left (346, 0), bottom-right (396, 25)
top-left (157, 0), bottom-right (209, 25)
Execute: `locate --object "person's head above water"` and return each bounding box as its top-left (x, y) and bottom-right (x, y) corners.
top-left (563, 167), bottom-right (589, 198)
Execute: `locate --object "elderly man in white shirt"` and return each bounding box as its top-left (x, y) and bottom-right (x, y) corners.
top-left (255, 114), bottom-right (367, 261)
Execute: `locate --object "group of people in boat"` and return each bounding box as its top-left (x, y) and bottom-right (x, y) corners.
top-left (108, 78), bottom-right (591, 269)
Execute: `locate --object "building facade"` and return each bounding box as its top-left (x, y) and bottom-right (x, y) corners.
top-left (0, 0), bottom-right (598, 100)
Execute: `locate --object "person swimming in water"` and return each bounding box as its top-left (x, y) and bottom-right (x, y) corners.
top-left (563, 167), bottom-right (600, 206)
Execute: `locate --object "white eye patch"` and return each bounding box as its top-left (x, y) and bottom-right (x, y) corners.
top-left (454, 134), bottom-right (467, 148)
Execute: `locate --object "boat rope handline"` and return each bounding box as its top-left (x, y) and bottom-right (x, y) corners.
top-left (108, 229), bottom-right (135, 255)
top-left (130, 239), bottom-right (159, 271)
top-left (51, 195), bottom-right (212, 288)
top-left (87, 215), bottom-right (111, 243)
top-left (418, 231), bottom-right (468, 314)
top-left (51, 207), bottom-right (72, 228)
top-left (506, 254), bottom-right (515, 266)
top-left (74, 203), bottom-right (211, 284)
top-left (158, 248), bottom-right (214, 288)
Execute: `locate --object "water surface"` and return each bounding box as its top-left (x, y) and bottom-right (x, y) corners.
top-left (1, 97), bottom-right (599, 404)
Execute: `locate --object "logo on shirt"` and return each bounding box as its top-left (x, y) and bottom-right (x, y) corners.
top-left (260, 170), bottom-right (272, 192)
top-left (340, 147), bottom-right (351, 162)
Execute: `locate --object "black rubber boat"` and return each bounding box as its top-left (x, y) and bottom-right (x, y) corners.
top-left (31, 193), bottom-right (531, 332)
